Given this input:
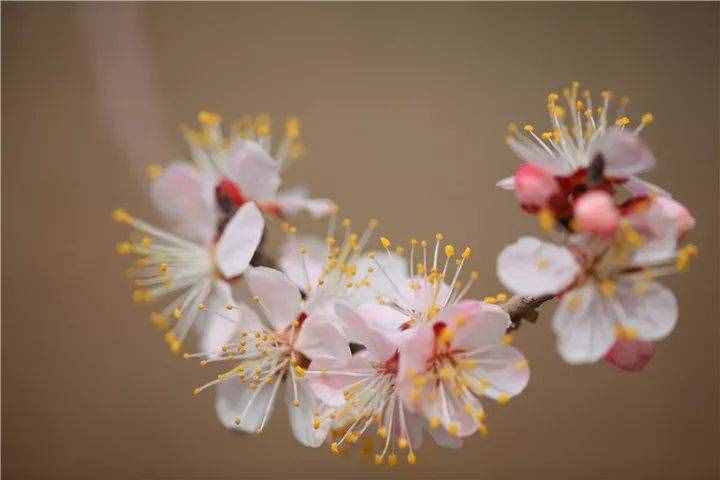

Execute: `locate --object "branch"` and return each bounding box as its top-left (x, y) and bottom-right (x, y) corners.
top-left (502, 295), bottom-right (555, 330)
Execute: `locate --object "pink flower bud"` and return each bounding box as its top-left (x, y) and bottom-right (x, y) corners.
top-left (514, 163), bottom-right (559, 207)
top-left (654, 196), bottom-right (696, 237)
top-left (574, 190), bottom-right (620, 237)
top-left (604, 339), bottom-right (656, 372)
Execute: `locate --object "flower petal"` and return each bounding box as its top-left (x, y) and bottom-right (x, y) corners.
top-left (276, 186), bottom-right (336, 218)
top-left (588, 128), bottom-right (655, 178)
top-left (626, 200), bottom-right (679, 265)
top-left (295, 311), bottom-right (351, 362)
top-left (467, 345), bottom-right (530, 399)
top-left (428, 424), bottom-right (463, 449)
top-left (354, 252), bottom-right (409, 306)
top-left (604, 339), bottom-right (656, 372)
top-left (309, 352), bottom-right (373, 407)
top-left (335, 302), bottom-right (402, 362)
top-left (496, 175), bottom-right (516, 190)
top-left (615, 280), bottom-right (677, 341)
top-left (508, 138), bottom-right (573, 175)
top-left (553, 283), bottom-right (616, 363)
top-left (442, 301), bottom-right (510, 352)
top-left (224, 139), bottom-right (280, 201)
top-left (497, 237), bottom-right (580, 296)
top-left (287, 380), bottom-right (329, 448)
top-left (278, 234), bottom-right (327, 291)
top-left (215, 377), bottom-right (277, 433)
top-left (215, 202), bottom-right (264, 278)
top-left (243, 266), bottom-right (301, 331)
top-left (150, 162), bottom-right (217, 244)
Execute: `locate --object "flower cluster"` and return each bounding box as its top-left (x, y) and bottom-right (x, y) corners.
top-left (496, 82), bottom-right (697, 369)
top-left (112, 84), bottom-right (696, 466)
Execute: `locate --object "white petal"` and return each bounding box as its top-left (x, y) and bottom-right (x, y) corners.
top-left (150, 162), bottom-right (217, 244)
top-left (287, 380), bottom-right (329, 448)
top-left (335, 302), bottom-right (401, 362)
top-left (497, 237), bottom-right (580, 296)
top-left (508, 138), bottom-right (573, 175)
top-left (278, 235), bottom-right (327, 291)
top-left (468, 345), bottom-right (529, 399)
top-left (428, 425), bottom-right (463, 449)
top-left (553, 284), bottom-right (616, 363)
top-left (244, 266), bottom-right (301, 331)
top-left (496, 175), bottom-right (516, 190)
top-left (224, 139), bottom-right (280, 201)
top-left (275, 186), bottom-right (336, 218)
top-left (626, 201), bottom-right (679, 265)
top-left (448, 301), bottom-right (510, 352)
top-left (215, 202), bottom-right (264, 278)
top-left (295, 312), bottom-right (350, 362)
top-left (615, 280), bottom-right (677, 341)
top-left (623, 176), bottom-right (670, 197)
top-left (353, 253), bottom-right (409, 307)
top-left (309, 352), bottom-right (373, 407)
top-left (588, 128), bottom-right (655, 178)
top-left (215, 377), bottom-right (276, 433)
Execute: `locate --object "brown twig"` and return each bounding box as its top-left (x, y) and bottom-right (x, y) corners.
top-left (502, 295), bottom-right (555, 330)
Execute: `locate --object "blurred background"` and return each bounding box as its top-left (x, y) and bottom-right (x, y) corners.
top-left (2, 3), bottom-right (718, 479)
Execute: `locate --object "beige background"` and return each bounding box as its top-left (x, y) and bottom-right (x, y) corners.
top-left (3, 3), bottom-right (718, 479)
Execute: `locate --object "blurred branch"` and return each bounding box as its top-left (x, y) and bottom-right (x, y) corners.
top-left (503, 294), bottom-right (555, 330)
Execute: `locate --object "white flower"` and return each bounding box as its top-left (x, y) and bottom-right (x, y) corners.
top-left (276, 216), bottom-right (407, 307)
top-left (112, 202), bottom-right (264, 353)
top-left (497, 200), bottom-right (697, 364)
top-left (189, 266), bottom-right (351, 447)
top-left (397, 301), bottom-right (529, 444)
top-left (148, 112), bottom-right (334, 244)
top-left (505, 83), bottom-right (656, 179)
top-left (307, 302), bottom-right (424, 465)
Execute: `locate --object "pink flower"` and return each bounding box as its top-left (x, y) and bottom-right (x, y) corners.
top-left (307, 303), bottom-right (424, 465)
top-left (397, 301), bottom-right (529, 444)
top-left (191, 266), bottom-right (351, 447)
top-left (513, 163), bottom-right (560, 208)
top-left (604, 339), bottom-right (656, 372)
top-left (149, 114), bottom-right (334, 244)
top-left (574, 190), bottom-right (620, 238)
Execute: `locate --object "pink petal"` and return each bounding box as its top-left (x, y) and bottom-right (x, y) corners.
top-left (514, 163), bottom-right (560, 207)
top-left (604, 339), bottom-right (656, 372)
top-left (574, 190), bottom-right (620, 238)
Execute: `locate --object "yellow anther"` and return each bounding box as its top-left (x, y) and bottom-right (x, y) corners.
top-left (496, 293), bottom-right (508, 303)
top-left (285, 117), bottom-right (300, 140)
top-left (599, 279), bottom-right (617, 298)
top-left (330, 442), bottom-right (340, 455)
top-left (294, 365), bottom-right (306, 378)
top-left (292, 399), bottom-right (300, 407)
top-left (615, 116), bottom-right (631, 127)
top-left (502, 334), bottom-right (513, 346)
top-left (541, 131), bottom-right (553, 141)
top-left (470, 271), bottom-right (479, 280)
top-left (641, 113), bottom-right (654, 125)
top-left (398, 437), bottom-right (408, 449)
top-left (112, 208), bottom-right (132, 224)
top-left (132, 289), bottom-right (149, 304)
top-left (173, 308), bottom-right (183, 320)
top-left (551, 105), bottom-right (566, 119)
top-left (145, 164), bottom-right (163, 180)
top-left (429, 417), bottom-right (440, 429)
top-left (410, 238), bottom-right (418, 246)
top-left (192, 387), bottom-right (201, 396)
top-left (507, 122), bottom-right (519, 134)
top-left (374, 454), bottom-right (384, 465)
top-left (438, 367), bottom-right (454, 380)
top-left (478, 423), bottom-right (489, 436)
top-left (447, 422), bottom-right (460, 437)
top-left (444, 244), bottom-right (455, 258)
top-left (548, 92), bottom-right (559, 103)
top-left (380, 237), bottom-right (391, 249)
top-left (159, 263), bottom-right (168, 273)
top-left (150, 312), bottom-right (168, 331)
top-left (395, 246), bottom-right (405, 255)
top-left (438, 327), bottom-right (454, 345)
top-left (464, 403), bottom-right (475, 415)
top-left (407, 451), bottom-right (417, 465)
top-left (368, 218), bottom-right (379, 229)
top-left (676, 244), bottom-right (698, 271)
top-left (455, 313), bottom-right (468, 327)
top-left (475, 410), bottom-right (487, 423)
top-left (412, 375), bottom-right (427, 387)
top-left (435, 233), bottom-right (444, 241)
top-left (538, 208), bottom-right (556, 231)
top-left (515, 359), bottom-right (529, 371)
top-left (116, 241), bottom-right (133, 255)
top-left (523, 124), bottom-right (535, 133)
top-left (387, 452), bottom-right (398, 467)
top-left (483, 296), bottom-right (497, 304)
top-left (197, 110), bottom-right (221, 126)
top-left (377, 426), bottom-right (387, 438)
top-left (496, 393), bottom-right (511, 405)
top-left (341, 218), bottom-right (351, 228)
top-left (254, 114), bottom-right (271, 136)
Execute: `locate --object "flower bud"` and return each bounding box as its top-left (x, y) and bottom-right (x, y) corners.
top-left (574, 190), bottom-right (620, 237)
top-left (513, 163), bottom-right (559, 207)
top-left (604, 339), bottom-right (655, 372)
